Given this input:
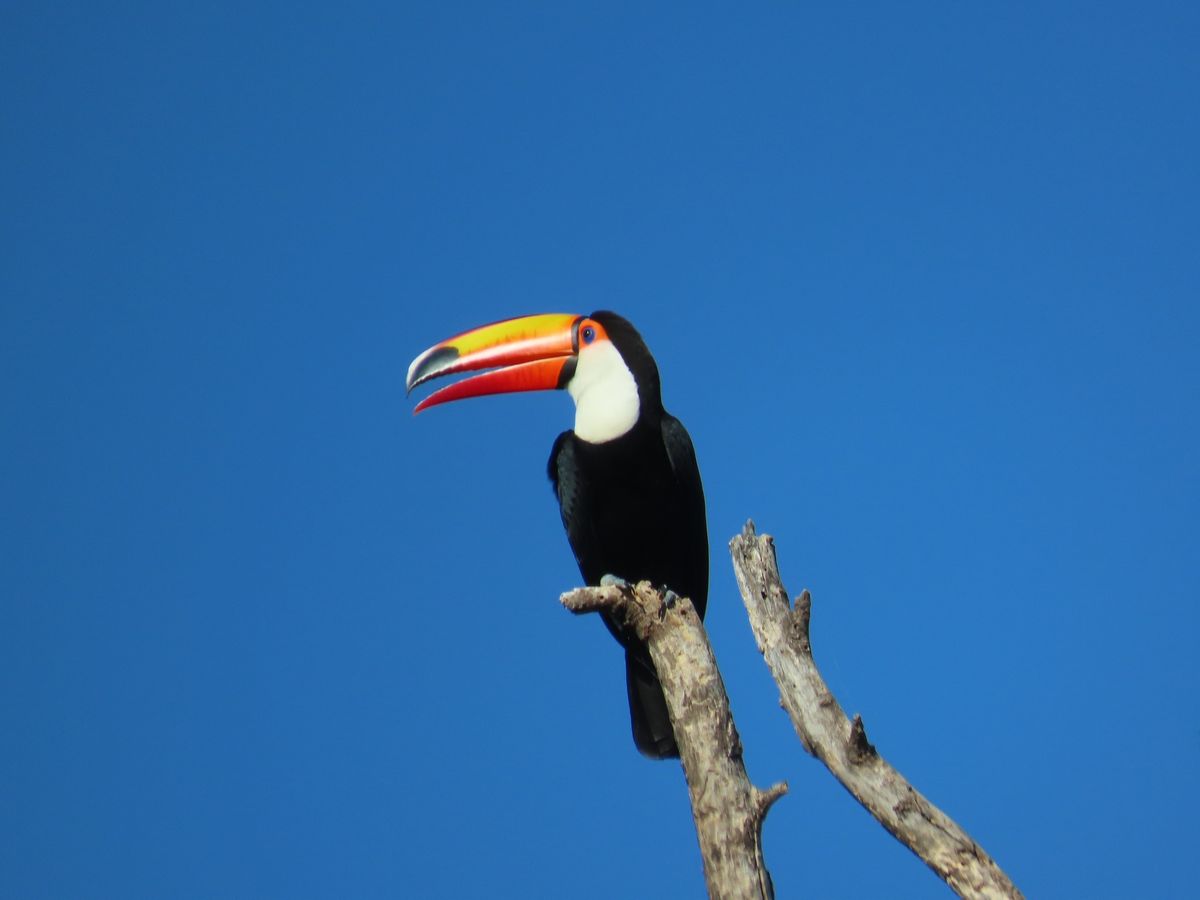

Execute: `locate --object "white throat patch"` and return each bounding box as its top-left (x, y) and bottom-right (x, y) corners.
top-left (567, 340), bottom-right (640, 443)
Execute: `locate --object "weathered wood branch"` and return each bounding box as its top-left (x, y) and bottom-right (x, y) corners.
top-left (561, 580), bottom-right (786, 900)
top-left (729, 522), bottom-right (1024, 900)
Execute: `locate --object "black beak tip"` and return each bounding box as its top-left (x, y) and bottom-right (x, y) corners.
top-left (406, 345), bottom-right (461, 396)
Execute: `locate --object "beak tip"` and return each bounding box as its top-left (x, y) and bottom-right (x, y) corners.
top-left (407, 346), bottom-right (461, 393)
top-left (404, 363), bottom-right (422, 395)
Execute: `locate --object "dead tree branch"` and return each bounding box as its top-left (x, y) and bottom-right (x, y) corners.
top-left (729, 522), bottom-right (1024, 900)
top-left (561, 580), bottom-right (787, 900)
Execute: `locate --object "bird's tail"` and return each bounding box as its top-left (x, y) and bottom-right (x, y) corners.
top-left (625, 650), bottom-right (679, 759)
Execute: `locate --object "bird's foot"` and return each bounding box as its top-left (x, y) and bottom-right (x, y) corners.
top-left (599, 576), bottom-right (679, 608)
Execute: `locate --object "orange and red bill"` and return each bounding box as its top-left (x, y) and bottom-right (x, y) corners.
top-left (405, 313), bottom-right (584, 413)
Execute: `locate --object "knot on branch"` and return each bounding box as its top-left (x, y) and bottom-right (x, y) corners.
top-left (790, 589), bottom-right (813, 654)
top-left (753, 782), bottom-right (789, 824)
top-left (847, 714), bottom-right (877, 763)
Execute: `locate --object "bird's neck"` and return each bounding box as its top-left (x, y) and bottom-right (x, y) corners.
top-left (569, 366), bottom-right (641, 444)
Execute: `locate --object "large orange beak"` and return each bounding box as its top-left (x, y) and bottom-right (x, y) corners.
top-left (406, 313), bottom-right (583, 413)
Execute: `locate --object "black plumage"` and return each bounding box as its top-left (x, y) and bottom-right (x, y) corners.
top-left (548, 312), bottom-right (708, 758)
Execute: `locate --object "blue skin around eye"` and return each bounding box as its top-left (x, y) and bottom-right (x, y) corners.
top-left (583, 327), bottom-right (595, 344)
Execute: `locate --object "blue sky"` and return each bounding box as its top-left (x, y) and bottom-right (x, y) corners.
top-left (3, 2), bottom-right (1197, 897)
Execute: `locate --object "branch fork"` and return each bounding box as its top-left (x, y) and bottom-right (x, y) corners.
top-left (554, 522), bottom-right (1024, 900)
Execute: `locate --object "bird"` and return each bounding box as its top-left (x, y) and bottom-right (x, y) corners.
top-left (406, 311), bottom-right (708, 759)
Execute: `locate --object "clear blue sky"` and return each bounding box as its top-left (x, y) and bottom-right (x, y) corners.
top-left (3, 3), bottom-right (1197, 898)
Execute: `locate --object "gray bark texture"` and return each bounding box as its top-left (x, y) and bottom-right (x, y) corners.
top-left (561, 580), bottom-right (786, 900)
top-left (729, 521), bottom-right (1025, 900)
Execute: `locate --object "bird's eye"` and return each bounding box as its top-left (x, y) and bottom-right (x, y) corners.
top-left (582, 326), bottom-right (596, 344)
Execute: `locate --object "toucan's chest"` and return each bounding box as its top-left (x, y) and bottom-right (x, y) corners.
top-left (571, 424), bottom-right (676, 508)
top-left (560, 425), bottom-right (689, 577)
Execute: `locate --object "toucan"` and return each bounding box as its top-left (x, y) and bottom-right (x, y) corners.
top-left (407, 311), bottom-right (708, 759)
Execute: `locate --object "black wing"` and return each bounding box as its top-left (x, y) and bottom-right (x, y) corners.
top-left (547, 430), bottom-right (594, 579)
top-left (660, 414), bottom-right (709, 618)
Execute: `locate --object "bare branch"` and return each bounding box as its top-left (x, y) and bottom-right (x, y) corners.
top-left (561, 580), bottom-right (786, 900)
top-left (729, 522), bottom-right (1025, 900)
